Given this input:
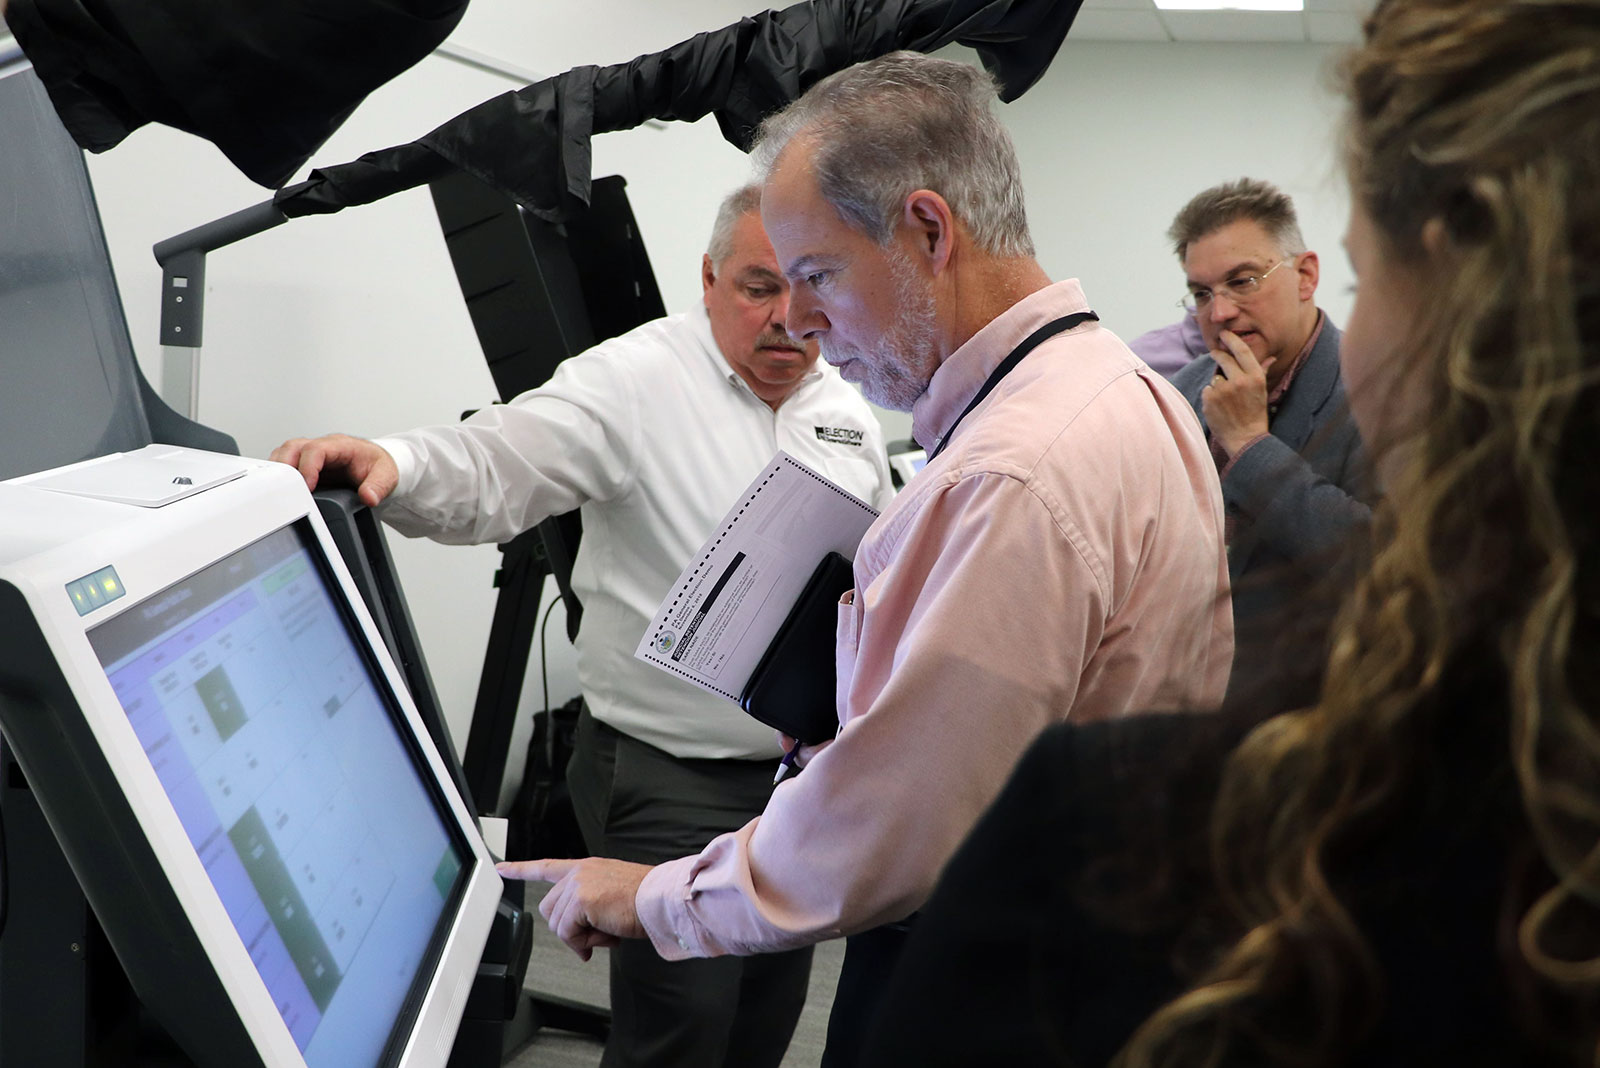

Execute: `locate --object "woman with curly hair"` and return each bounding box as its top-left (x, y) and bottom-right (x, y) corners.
top-left (862, 0), bottom-right (1600, 1063)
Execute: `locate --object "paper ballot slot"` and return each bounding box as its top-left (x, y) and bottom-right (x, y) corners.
top-left (21, 444), bottom-right (249, 507)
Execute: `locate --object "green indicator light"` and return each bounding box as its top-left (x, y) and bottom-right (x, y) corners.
top-left (66, 566), bottom-right (125, 615)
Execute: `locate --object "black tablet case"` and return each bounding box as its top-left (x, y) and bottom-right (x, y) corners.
top-left (738, 551), bottom-right (854, 744)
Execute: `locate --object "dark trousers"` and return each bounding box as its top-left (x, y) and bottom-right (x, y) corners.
top-left (820, 923), bottom-right (913, 1068)
top-left (567, 707), bottom-right (814, 1068)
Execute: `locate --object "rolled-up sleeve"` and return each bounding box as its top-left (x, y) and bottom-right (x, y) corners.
top-left (635, 470), bottom-right (1104, 958)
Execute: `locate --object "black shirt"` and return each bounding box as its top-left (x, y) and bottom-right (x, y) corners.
top-left (861, 704), bottom-right (1557, 1066)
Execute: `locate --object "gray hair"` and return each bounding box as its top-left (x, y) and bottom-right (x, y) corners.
top-left (706, 183), bottom-right (764, 265)
top-left (751, 51), bottom-right (1033, 258)
top-left (1168, 178), bottom-right (1307, 262)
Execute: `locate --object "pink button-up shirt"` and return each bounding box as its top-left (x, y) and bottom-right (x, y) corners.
top-left (635, 279), bottom-right (1232, 959)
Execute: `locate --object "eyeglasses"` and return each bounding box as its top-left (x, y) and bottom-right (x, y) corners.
top-left (1178, 258), bottom-right (1292, 312)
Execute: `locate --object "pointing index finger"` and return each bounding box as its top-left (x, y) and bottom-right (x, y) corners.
top-left (497, 858), bottom-right (577, 883)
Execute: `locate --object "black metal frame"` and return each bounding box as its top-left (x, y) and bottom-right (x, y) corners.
top-left (425, 170), bottom-right (668, 1050)
top-left (428, 170), bottom-right (664, 820)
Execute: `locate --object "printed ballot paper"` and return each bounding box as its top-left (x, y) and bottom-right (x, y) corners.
top-left (634, 453), bottom-right (878, 703)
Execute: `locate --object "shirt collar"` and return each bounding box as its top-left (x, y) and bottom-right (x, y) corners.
top-left (1266, 308), bottom-right (1324, 405)
top-left (911, 278), bottom-right (1091, 453)
top-left (686, 303), bottom-right (825, 400)
top-left (725, 366), bottom-right (827, 398)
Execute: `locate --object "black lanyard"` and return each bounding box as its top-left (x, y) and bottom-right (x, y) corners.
top-left (928, 310), bottom-right (1099, 462)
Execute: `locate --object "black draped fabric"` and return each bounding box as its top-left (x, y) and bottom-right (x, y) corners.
top-left (274, 0), bottom-right (1084, 223)
top-left (2, 0), bottom-right (469, 188)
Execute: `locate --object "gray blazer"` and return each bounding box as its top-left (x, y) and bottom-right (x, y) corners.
top-left (1170, 317), bottom-right (1375, 673)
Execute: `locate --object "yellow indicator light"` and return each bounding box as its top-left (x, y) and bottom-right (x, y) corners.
top-left (67, 567), bottom-right (125, 615)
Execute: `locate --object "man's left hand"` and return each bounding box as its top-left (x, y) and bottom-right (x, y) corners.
top-left (498, 858), bottom-right (652, 960)
top-left (1201, 330), bottom-right (1276, 458)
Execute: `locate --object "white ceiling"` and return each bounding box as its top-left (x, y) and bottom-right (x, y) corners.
top-left (0, 2), bottom-right (1371, 72)
top-left (1072, 0), bottom-right (1368, 43)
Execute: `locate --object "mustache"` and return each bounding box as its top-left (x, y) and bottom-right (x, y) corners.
top-left (756, 330), bottom-right (807, 353)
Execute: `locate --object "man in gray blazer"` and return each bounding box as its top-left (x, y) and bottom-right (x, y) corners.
top-left (1167, 178), bottom-right (1374, 701)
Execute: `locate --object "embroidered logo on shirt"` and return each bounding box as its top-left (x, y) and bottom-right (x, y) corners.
top-left (814, 426), bottom-right (864, 447)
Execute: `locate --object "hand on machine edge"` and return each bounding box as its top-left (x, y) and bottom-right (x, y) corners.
top-left (268, 433), bottom-right (399, 508)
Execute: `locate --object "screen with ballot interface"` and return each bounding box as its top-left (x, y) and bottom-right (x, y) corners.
top-left (88, 523), bottom-right (467, 1068)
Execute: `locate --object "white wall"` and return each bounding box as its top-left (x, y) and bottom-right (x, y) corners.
top-left (999, 40), bottom-right (1353, 334)
top-left (78, 16), bottom-right (1352, 807)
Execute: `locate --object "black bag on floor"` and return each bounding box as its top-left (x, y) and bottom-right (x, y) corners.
top-left (506, 695), bottom-right (587, 861)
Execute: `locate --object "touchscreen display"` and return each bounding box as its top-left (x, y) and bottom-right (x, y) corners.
top-left (89, 525), bottom-right (466, 1067)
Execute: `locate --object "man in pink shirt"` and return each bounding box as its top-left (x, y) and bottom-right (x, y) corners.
top-left (502, 51), bottom-right (1232, 1062)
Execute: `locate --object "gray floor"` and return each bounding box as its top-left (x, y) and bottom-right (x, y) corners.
top-left (504, 882), bottom-right (843, 1068)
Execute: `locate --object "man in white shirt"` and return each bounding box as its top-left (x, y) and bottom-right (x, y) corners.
top-left (270, 184), bottom-right (895, 1068)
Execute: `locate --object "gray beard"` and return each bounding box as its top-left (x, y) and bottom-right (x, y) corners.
top-left (821, 250), bottom-right (939, 411)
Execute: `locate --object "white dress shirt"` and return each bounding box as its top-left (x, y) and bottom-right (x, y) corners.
top-left (376, 305), bottom-right (895, 759)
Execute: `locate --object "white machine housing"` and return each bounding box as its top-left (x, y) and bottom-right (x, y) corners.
top-left (0, 445), bottom-right (502, 1068)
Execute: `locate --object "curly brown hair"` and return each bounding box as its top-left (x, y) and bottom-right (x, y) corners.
top-left (1118, 0), bottom-right (1600, 1063)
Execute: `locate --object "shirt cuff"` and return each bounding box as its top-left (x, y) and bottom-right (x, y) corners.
top-left (1218, 433), bottom-right (1271, 481)
top-left (371, 436), bottom-right (422, 499)
top-left (636, 855), bottom-right (708, 961)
